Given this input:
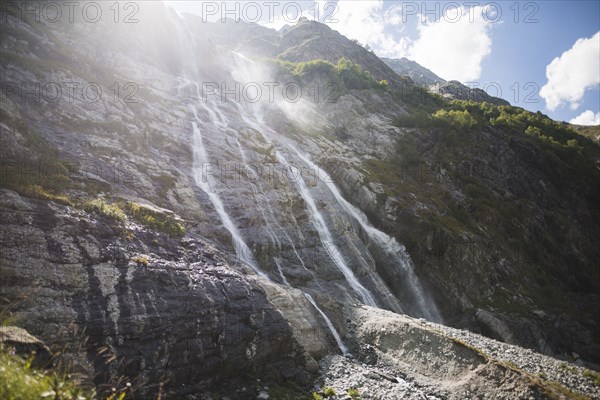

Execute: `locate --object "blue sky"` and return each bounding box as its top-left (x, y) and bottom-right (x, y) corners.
top-left (476, 1), bottom-right (599, 122)
top-left (168, 1), bottom-right (600, 124)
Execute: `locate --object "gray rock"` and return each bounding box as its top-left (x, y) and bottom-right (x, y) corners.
top-left (257, 391), bottom-right (269, 399)
top-left (0, 326), bottom-right (53, 368)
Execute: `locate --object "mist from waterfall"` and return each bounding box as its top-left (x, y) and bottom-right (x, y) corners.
top-left (185, 44), bottom-right (440, 329)
top-left (227, 51), bottom-right (441, 321)
top-left (182, 68), bottom-right (353, 355)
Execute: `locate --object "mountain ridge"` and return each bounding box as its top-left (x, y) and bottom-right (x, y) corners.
top-left (381, 56), bottom-right (446, 85)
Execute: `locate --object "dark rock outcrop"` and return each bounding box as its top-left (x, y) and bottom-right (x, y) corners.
top-left (0, 189), bottom-right (311, 398)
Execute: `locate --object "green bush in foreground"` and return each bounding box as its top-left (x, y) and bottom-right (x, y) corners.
top-left (0, 346), bottom-right (96, 400)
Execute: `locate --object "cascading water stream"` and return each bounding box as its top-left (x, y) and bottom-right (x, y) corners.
top-left (186, 75), bottom-right (351, 355)
top-left (190, 49), bottom-right (436, 354)
top-left (228, 91), bottom-right (380, 308)
top-left (303, 293), bottom-right (350, 356)
top-left (234, 136), bottom-right (309, 273)
top-left (238, 100), bottom-right (439, 320)
top-left (290, 148), bottom-right (442, 322)
top-left (233, 111), bottom-right (351, 355)
top-left (189, 103), bottom-right (267, 279)
top-left (237, 95), bottom-right (438, 320)
top-left (234, 107), bottom-right (383, 307)
top-left (274, 151), bottom-right (379, 307)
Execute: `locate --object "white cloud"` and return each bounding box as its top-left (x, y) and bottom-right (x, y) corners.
top-left (540, 32), bottom-right (600, 112)
top-left (323, 0), bottom-right (411, 57)
top-left (569, 110), bottom-right (600, 125)
top-left (262, 1), bottom-right (322, 30)
top-left (407, 5), bottom-right (494, 82)
top-left (324, 2), bottom-right (494, 82)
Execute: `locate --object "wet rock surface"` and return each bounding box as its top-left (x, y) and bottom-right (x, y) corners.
top-left (1, 4), bottom-right (599, 399)
top-left (0, 190), bottom-right (311, 399)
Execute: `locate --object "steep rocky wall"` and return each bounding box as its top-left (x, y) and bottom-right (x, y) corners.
top-left (0, 189), bottom-right (312, 398)
top-left (1, 3), bottom-right (599, 391)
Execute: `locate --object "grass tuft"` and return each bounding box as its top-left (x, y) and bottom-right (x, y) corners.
top-left (0, 346), bottom-right (96, 400)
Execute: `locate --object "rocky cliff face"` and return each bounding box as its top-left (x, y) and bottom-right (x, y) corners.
top-left (0, 189), bottom-right (315, 398)
top-left (429, 80), bottom-right (510, 105)
top-left (381, 57), bottom-right (445, 86)
top-left (1, 2), bottom-right (599, 398)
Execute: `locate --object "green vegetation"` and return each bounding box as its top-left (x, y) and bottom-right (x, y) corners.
top-left (347, 387), bottom-right (362, 399)
top-left (322, 386), bottom-right (336, 397)
top-left (432, 109), bottom-right (478, 131)
top-left (582, 369), bottom-right (600, 386)
top-left (82, 199), bottom-right (127, 222)
top-left (18, 184), bottom-right (74, 206)
top-left (0, 346), bottom-right (97, 400)
top-left (312, 393), bottom-right (324, 400)
top-left (360, 94), bottom-right (600, 321)
top-left (1, 187), bottom-right (186, 236)
top-left (125, 202), bottom-right (185, 237)
top-left (389, 96), bottom-right (600, 222)
top-left (273, 57), bottom-right (388, 98)
top-left (131, 255), bottom-right (149, 266)
top-left (393, 97), bottom-right (597, 151)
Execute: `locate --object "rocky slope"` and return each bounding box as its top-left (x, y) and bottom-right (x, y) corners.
top-left (429, 80), bottom-right (510, 105)
top-left (316, 306), bottom-right (600, 399)
top-left (381, 57), bottom-right (445, 86)
top-left (0, 189), bottom-right (315, 398)
top-left (1, 1), bottom-right (599, 398)
top-left (381, 58), bottom-right (509, 105)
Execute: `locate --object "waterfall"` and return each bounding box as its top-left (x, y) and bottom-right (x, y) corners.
top-left (189, 104), bottom-right (268, 279)
top-left (303, 293), bottom-right (350, 356)
top-left (291, 148), bottom-right (442, 322)
top-left (234, 135), bottom-right (309, 272)
top-left (188, 78), bottom-right (351, 356)
top-left (227, 88), bottom-right (380, 307)
top-left (237, 99), bottom-right (439, 320)
top-left (233, 114), bottom-right (353, 352)
top-left (275, 151), bottom-right (378, 307)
